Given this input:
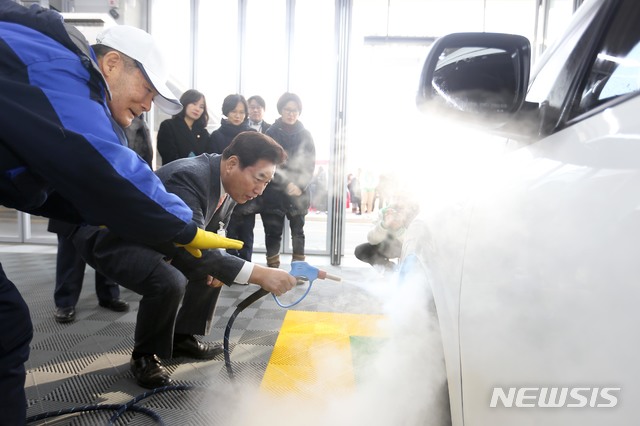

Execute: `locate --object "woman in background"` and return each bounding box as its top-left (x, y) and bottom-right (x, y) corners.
top-left (260, 92), bottom-right (316, 268)
top-left (157, 89), bottom-right (210, 165)
top-left (209, 94), bottom-right (253, 154)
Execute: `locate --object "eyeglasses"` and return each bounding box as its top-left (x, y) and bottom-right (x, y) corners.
top-left (283, 108), bottom-right (300, 115)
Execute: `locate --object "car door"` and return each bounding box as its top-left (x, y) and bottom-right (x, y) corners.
top-left (457, 1), bottom-right (640, 424)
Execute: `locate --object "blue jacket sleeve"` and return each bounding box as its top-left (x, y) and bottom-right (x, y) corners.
top-left (0, 21), bottom-right (196, 245)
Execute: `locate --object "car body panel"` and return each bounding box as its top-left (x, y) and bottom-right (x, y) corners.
top-left (408, 0), bottom-right (640, 424)
top-left (459, 96), bottom-right (640, 424)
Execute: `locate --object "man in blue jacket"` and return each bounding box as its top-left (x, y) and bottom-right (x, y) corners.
top-left (0, 3), bottom-right (241, 423)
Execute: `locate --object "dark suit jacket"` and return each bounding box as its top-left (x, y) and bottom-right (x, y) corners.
top-left (70, 154), bottom-right (246, 287)
top-left (156, 154), bottom-right (246, 284)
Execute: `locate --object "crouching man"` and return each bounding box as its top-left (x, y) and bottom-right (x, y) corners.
top-left (70, 132), bottom-right (297, 388)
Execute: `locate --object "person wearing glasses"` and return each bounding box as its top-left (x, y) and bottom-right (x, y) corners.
top-left (69, 132), bottom-right (296, 389)
top-left (226, 95), bottom-right (271, 262)
top-left (260, 92), bottom-right (316, 268)
top-left (247, 95), bottom-right (272, 134)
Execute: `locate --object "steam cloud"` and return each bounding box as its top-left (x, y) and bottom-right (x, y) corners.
top-left (216, 266), bottom-right (450, 426)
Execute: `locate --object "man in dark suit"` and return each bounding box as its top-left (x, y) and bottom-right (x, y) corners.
top-left (226, 95), bottom-right (274, 261)
top-left (70, 132), bottom-right (297, 389)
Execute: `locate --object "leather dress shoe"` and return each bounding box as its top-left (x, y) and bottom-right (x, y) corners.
top-left (172, 335), bottom-right (223, 360)
top-left (99, 298), bottom-right (129, 312)
top-left (130, 354), bottom-right (172, 389)
top-left (54, 306), bottom-right (75, 323)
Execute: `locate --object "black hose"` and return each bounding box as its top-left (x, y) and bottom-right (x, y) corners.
top-left (26, 384), bottom-right (194, 425)
top-left (223, 288), bottom-right (269, 380)
top-left (28, 287), bottom-right (273, 423)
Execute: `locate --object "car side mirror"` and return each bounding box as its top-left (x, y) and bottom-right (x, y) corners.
top-left (416, 32), bottom-right (531, 129)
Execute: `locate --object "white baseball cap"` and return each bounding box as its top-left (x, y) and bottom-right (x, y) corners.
top-left (95, 25), bottom-right (182, 115)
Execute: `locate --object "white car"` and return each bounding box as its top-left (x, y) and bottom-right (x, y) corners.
top-left (407, 0), bottom-right (640, 424)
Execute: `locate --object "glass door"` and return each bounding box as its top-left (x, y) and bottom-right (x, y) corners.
top-left (0, 207), bottom-right (21, 242)
top-left (0, 209), bottom-right (56, 244)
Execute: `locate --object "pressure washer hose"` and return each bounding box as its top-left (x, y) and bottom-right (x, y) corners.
top-left (27, 286), bottom-right (274, 423)
top-left (223, 262), bottom-right (341, 380)
top-left (27, 262), bottom-right (339, 423)
top-left (223, 287), bottom-right (270, 379)
top-left (26, 384), bottom-right (195, 425)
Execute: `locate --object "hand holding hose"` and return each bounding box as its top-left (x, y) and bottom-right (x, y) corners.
top-left (249, 265), bottom-right (297, 295)
top-left (224, 261), bottom-right (342, 379)
top-left (271, 261), bottom-right (342, 308)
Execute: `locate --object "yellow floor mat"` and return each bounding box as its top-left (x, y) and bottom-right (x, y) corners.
top-left (261, 310), bottom-right (386, 397)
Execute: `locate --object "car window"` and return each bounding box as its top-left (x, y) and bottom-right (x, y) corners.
top-left (526, 0), bottom-right (602, 105)
top-left (571, 0), bottom-right (640, 117)
top-left (598, 44), bottom-right (640, 99)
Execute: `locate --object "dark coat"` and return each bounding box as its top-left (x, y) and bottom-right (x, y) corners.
top-left (249, 120), bottom-right (272, 134)
top-left (157, 117), bottom-right (211, 165)
top-left (209, 119), bottom-right (255, 154)
top-left (261, 121), bottom-right (272, 133)
top-left (232, 194), bottom-right (262, 216)
top-left (262, 118), bottom-right (316, 216)
top-left (71, 154), bottom-right (245, 298)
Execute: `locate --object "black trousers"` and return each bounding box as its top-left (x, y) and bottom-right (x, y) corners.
top-left (54, 234), bottom-right (120, 308)
top-left (70, 226), bottom-right (223, 358)
top-left (0, 263), bottom-right (33, 426)
top-left (261, 212), bottom-right (306, 257)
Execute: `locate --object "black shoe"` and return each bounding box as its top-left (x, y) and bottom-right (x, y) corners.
top-left (54, 306), bottom-right (76, 323)
top-left (99, 298), bottom-right (129, 312)
top-left (172, 336), bottom-right (223, 360)
top-left (130, 355), bottom-right (172, 389)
